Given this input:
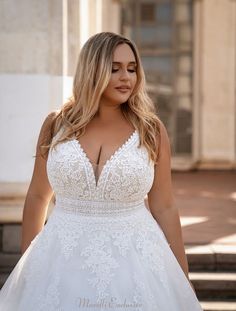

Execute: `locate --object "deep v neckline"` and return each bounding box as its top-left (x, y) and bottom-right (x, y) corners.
top-left (72, 130), bottom-right (138, 189)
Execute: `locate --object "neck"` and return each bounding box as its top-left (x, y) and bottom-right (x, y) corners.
top-left (95, 102), bottom-right (124, 124)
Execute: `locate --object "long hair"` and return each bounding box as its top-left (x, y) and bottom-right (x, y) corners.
top-left (40, 32), bottom-right (161, 164)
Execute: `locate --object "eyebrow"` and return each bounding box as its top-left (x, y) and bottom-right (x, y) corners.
top-left (112, 61), bottom-right (137, 66)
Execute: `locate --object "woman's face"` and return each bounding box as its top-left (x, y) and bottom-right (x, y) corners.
top-left (101, 43), bottom-right (137, 106)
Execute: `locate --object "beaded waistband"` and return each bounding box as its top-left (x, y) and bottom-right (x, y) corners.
top-left (54, 195), bottom-right (145, 216)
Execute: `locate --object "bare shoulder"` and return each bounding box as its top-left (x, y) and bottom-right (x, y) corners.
top-left (36, 110), bottom-right (60, 156)
top-left (41, 110), bottom-right (60, 132)
top-left (156, 119), bottom-right (171, 159)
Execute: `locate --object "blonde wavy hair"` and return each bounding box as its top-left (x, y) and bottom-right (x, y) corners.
top-left (41, 32), bottom-right (161, 164)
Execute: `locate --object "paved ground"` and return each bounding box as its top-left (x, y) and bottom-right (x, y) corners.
top-left (172, 170), bottom-right (236, 246)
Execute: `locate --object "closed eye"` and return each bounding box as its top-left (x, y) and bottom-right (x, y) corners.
top-left (111, 69), bottom-right (136, 73)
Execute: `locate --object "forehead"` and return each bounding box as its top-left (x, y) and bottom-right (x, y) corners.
top-left (112, 43), bottom-right (136, 63)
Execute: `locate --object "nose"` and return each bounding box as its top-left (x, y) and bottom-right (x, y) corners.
top-left (119, 69), bottom-right (130, 81)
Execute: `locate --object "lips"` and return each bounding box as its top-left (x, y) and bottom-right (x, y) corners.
top-left (115, 86), bottom-right (131, 90)
top-left (115, 86), bottom-right (131, 93)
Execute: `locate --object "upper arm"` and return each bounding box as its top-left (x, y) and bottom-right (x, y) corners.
top-left (147, 120), bottom-right (174, 218)
top-left (26, 111), bottom-right (58, 203)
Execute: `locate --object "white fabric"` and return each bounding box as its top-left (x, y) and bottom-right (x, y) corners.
top-left (0, 128), bottom-right (203, 310)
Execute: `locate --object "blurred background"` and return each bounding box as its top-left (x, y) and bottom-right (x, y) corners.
top-left (0, 1), bottom-right (235, 310)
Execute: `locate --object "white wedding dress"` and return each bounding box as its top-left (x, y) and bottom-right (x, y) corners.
top-left (0, 127), bottom-right (203, 311)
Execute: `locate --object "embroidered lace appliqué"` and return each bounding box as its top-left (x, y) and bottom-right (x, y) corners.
top-left (47, 128), bottom-right (154, 203)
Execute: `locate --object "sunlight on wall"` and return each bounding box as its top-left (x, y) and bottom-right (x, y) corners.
top-left (96, 0), bottom-right (102, 32)
top-left (230, 192), bottom-right (236, 201)
top-left (63, 76), bottom-right (73, 103)
top-left (213, 234), bottom-right (236, 244)
top-left (180, 217), bottom-right (209, 227)
top-left (79, 0), bottom-right (89, 49)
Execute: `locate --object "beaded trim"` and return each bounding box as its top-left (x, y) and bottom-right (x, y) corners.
top-left (55, 195), bottom-right (145, 216)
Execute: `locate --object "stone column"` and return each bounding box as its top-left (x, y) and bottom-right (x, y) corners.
top-left (193, 0), bottom-right (236, 169)
top-left (79, 0), bottom-right (121, 46)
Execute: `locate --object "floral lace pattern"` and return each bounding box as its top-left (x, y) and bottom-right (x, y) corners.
top-left (47, 127), bottom-right (154, 205)
top-left (22, 207), bottom-right (170, 308)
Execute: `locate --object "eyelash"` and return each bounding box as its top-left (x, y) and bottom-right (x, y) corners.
top-left (112, 69), bottom-right (136, 73)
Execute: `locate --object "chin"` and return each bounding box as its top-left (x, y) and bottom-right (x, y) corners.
top-left (102, 94), bottom-right (130, 106)
top-left (116, 95), bottom-right (130, 102)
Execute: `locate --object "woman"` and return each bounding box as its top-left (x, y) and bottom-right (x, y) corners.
top-left (0, 32), bottom-right (203, 310)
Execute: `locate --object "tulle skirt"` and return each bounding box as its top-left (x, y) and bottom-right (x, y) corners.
top-left (0, 203), bottom-right (203, 311)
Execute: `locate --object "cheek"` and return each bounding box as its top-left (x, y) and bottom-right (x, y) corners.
top-left (104, 77), bottom-right (116, 91)
top-left (103, 80), bottom-right (114, 94)
top-left (132, 75), bottom-right (137, 87)
top-left (109, 75), bottom-right (118, 86)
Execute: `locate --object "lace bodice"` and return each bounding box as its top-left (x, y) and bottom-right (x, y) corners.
top-left (46, 128), bottom-right (155, 215)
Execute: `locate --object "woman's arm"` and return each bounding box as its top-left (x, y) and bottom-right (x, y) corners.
top-left (21, 112), bottom-right (57, 254)
top-left (147, 121), bottom-right (192, 285)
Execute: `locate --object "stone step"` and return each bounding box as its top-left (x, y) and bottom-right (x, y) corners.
top-left (190, 272), bottom-right (236, 300)
top-left (0, 273), bottom-right (8, 289)
top-left (200, 301), bottom-right (236, 311)
top-left (0, 253), bottom-right (21, 273)
top-left (0, 199), bottom-right (24, 223)
top-left (0, 199), bottom-right (54, 224)
top-left (186, 245), bottom-right (236, 271)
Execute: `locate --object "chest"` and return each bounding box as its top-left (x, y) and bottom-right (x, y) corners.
top-left (46, 133), bottom-right (155, 201)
